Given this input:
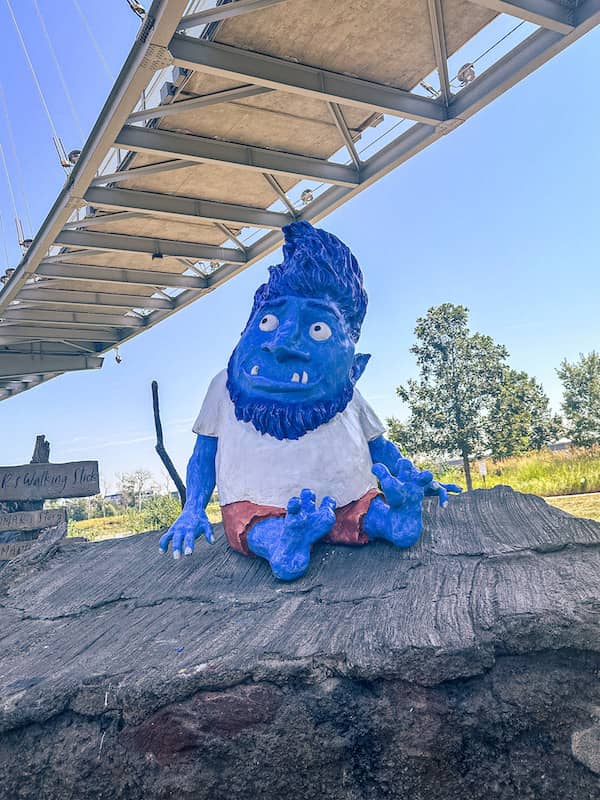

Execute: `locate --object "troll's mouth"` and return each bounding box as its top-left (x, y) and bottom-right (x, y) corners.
top-left (242, 365), bottom-right (320, 392)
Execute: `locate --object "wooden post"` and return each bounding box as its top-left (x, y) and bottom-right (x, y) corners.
top-left (20, 435), bottom-right (51, 512)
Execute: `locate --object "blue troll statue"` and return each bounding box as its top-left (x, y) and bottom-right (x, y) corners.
top-left (160, 221), bottom-right (460, 580)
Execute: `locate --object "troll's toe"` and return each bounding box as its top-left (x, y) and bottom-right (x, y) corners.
top-left (389, 513), bottom-right (423, 547)
top-left (269, 544), bottom-right (311, 581)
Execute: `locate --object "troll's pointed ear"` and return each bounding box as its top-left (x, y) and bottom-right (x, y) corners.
top-left (350, 353), bottom-right (371, 384)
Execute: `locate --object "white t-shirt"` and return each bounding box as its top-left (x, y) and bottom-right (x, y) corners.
top-left (193, 369), bottom-right (385, 508)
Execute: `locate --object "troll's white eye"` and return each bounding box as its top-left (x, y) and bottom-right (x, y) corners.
top-left (259, 313), bottom-right (279, 332)
top-left (309, 321), bottom-right (332, 341)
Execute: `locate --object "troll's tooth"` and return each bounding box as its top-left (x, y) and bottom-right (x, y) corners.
top-left (251, 365), bottom-right (259, 375)
top-left (301, 371), bottom-right (308, 384)
top-left (291, 372), bottom-right (300, 382)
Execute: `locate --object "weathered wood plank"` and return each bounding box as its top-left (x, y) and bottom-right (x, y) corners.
top-left (0, 541), bottom-right (34, 559)
top-left (0, 462), bottom-right (99, 501)
top-left (0, 508), bottom-right (67, 532)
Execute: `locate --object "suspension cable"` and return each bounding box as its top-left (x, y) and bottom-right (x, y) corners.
top-left (0, 142), bottom-right (22, 241)
top-left (0, 209), bottom-right (10, 269)
top-left (4, 0), bottom-right (66, 156)
top-left (71, 0), bottom-right (114, 81)
top-left (31, 0), bottom-right (85, 142)
top-left (0, 82), bottom-right (34, 235)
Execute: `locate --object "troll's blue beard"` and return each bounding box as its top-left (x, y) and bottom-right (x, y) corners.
top-left (226, 359), bottom-right (354, 441)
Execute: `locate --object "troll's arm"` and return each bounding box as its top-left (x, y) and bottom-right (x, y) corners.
top-left (159, 434), bottom-right (217, 558)
top-left (368, 435), bottom-right (461, 507)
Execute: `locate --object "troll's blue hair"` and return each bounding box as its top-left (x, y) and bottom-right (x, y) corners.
top-left (247, 221), bottom-right (368, 341)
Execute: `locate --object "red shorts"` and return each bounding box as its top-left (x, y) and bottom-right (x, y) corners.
top-left (221, 489), bottom-right (379, 555)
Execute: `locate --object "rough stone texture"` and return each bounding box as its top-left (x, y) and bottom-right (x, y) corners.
top-left (1, 486), bottom-right (599, 799)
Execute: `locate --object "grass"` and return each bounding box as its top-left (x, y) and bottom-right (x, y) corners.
top-left (69, 501), bottom-right (223, 542)
top-left (69, 514), bottom-right (133, 542)
top-left (545, 493), bottom-right (600, 522)
top-left (434, 446), bottom-right (600, 498)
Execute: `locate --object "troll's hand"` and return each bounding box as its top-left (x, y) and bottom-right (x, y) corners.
top-left (372, 458), bottom-right (433, 509)
top-left (423, 479), bottom-right (462, 507)
top-left (159, 508), bottom-right (214, 559)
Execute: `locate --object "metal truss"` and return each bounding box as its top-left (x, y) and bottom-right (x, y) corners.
top-left (0, 354), bottom-right (102, 380)
top-left (114, 125), bottom-right (361, 186)
top-left (17, 287), bottom-right (175, 311)
top-left (0, 309), bottom-right (146, 327)
top-left (55, 229), bottom-right (247, 262)
top-left (168, 35), bottom-right (447, 124)
top-left (126, 84), bottom-right (271, 123)
top-left (0, 0), bottom-right (598, 400)
top-left (178, 0), bottom-right (290, 30)
top-left (90, 159), bottom-right (197, 186)
top-left (36, 261), bottom-right (208, 289)
top-left (0, 325), bottom-right (121, 342)
top-left (83, 186), bottom-right (293, 229)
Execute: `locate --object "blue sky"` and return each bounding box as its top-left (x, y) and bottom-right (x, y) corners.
top-left (1, 2), bottom-right (599, 491)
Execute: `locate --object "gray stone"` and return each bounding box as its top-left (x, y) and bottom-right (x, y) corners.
top-left (1, 486), bottom-right (599, 799)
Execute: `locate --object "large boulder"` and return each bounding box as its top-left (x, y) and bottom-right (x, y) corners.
top-left (1, 486), bottom-right (599, 799)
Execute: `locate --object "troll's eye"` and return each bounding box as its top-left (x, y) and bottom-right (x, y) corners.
top-left (309, 322), bottom-right (332, 341)
top-left (259, 313), bottom-right (279, 332)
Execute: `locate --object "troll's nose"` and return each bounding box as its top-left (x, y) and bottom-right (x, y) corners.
top-left (261, 322), bottom-right (309, 362)
top-left (261, 341), bottom-right (311, 362)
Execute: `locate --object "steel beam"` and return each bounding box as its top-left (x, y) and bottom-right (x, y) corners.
top-left (0, 308), bottom-right (146, 328)
top-left (328, 104), bottom-right (361, 168)
top-left (0, 354), bottom-right (102, 379)
top-left (114, 125), bottom-right (360, 187)
top-left (168, 35), bottom-right (447, 125)
top-left (37, 261), bottom-right (209, 290)
top-left (63, 211), bottom-right (145, 230)
top-left (178, 0), bottom-right (290, 29)
top-left (55, 229), bottom-right (247, 263)
top-left (126, 85), bottom-right (272, 123)
top-left (17, 287), bottom-right (174, 311)
top-left (262, 174), bottom-right (297, 216)
top-left (41, 249), bottom-right (114, 264)
top-left (0, 325), bottom-right (120, 341)
top-left (427, 0), bottom-right (451, 105)
top-left (83, 186), bottom-right (292, 230)
top-left (90, 159), bottom-right (197, 186)
top-left (466, 0), bottom-right (574, 34)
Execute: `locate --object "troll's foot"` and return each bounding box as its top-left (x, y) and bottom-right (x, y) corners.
top-left (247, 489), bottom-right (336, 581)
top-left (363, 458), bottom-right (434, 548)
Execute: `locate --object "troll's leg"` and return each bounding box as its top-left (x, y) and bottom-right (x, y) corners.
top-left (247, 490), bottom-right (336, 581)
top-left (363, 495), bottom-right (423, 547)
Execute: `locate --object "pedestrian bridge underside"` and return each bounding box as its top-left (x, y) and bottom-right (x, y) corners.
top-left (1, 0), bottom-right (598, 400)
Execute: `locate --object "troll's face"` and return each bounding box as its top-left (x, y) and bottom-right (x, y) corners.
top-left (226, 221), bottom-right (369, 440)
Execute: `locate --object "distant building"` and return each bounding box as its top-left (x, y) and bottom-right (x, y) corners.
top-left (548, 438), bottom-right (572, 452)
top-left (105, 493), bottom-right (125, 506)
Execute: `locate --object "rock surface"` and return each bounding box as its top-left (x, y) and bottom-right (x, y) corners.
top-left (1, 486), bottom-right (599, 799)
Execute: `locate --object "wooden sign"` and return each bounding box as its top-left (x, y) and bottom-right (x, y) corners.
top-left (0, 541), bottom-right (34, 560)
top-left (0, 461), bottom-right (99, 502)
top-left (0, 508), bottom-right (67, 532)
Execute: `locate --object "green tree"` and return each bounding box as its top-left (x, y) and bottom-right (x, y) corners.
top-left (485, 368), bottom-right (562, 459)
top-left (118, 469), bottom-right (155, 511)
top-left (557, 351), bottom-right (600, 447)
top-left (385, 417), bottom-right (420, 457)
top-left (127, 494), bottom-right (182, 533)
top-left (391, 304), bottom-right (508, 490)
top-left (66, 498), bottom-right (89, 522)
